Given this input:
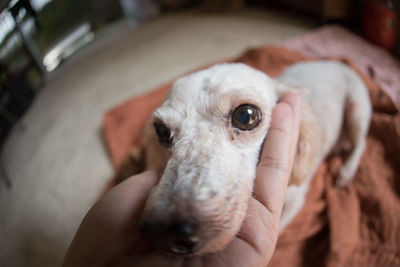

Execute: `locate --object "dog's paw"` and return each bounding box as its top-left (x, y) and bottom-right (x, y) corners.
top-left (335, 166), bottom-right (355, 187)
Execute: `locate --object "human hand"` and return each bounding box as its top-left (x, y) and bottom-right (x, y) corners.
top-left (63, 92), bottom-right (301, 267)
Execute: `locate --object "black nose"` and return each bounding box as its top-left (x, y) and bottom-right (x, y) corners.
top-left (168, 220), bottom-right (198, 254)
top-left (139, 219), bottom-right (199, 255)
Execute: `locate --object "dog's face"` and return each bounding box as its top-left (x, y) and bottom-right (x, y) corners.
top-left (139, 63), bottom-right (278, 255)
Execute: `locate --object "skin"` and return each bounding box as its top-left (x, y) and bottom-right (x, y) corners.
top-left (63, 92), bottom-right (301, 267)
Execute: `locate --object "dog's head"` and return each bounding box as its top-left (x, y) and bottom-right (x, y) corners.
top-left (139, 63), bottom-right (278, 255)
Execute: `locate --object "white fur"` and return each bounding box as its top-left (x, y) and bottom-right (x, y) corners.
top-left (140, 62), bottom-right (371, 254)
top-left (152, 64), bottom-right (277, 202)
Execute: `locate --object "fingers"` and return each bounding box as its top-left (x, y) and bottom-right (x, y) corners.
top-left (234, 93), bottom-right (301, 266)
top-left (92, 170), bottom-right (160, 226)
top-left (79, 171), bottom-right (160, 243)
top-left (254, 92), bottom-right (301, 217)
top-left (63, 170), bottom-right (160, 267)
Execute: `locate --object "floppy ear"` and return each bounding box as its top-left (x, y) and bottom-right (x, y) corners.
top-left (289, 102), bottom-right (323, 186)
top-left (143, 120), bottom-right (170, 170)
top-left (115, 120), bottom-right (167, 184)
top-left (115, 145), bottom-right (146, 184)
top-left (275, 81), bottom-right (323, 186)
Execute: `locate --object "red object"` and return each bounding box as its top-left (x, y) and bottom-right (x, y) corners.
top-left (363, 0), bottom-right (398, 50)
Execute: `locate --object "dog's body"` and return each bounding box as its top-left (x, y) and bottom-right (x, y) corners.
top-left (120, 61), bottom-right (371, 255)
top-left (276, 62), bottom-right (371, 230)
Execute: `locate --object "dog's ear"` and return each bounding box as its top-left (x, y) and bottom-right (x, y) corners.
top-left (115, 145), bottom-right (146, 184)
top-left (115, 119), bottom-right (170, 183)
top-left (289, 103), bottom-right (323, 186)
top-left (144, 121), bottom-right (170, 170)
top-left (274, 82), bottom-right (322, 186)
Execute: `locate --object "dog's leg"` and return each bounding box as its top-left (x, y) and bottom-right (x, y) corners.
top-left (336, 79), bottom-right (371, 187)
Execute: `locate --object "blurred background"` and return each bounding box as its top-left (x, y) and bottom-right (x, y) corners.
top-left (0, 0), bottom-right (398, 266)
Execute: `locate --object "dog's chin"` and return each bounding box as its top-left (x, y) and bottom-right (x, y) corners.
top-left (187, 202), bottom-right (250, 256)
top-left (140, 181), bottom-right (252, 257)
top-left (162, 222), bottom-right (244, 257)
top-left (194, 233), bottom-right (239, 256)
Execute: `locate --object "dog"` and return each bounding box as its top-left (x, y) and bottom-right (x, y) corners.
top-left (119, 61), bottom-right (371, 256)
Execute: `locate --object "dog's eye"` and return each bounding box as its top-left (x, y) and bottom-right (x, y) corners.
top-left (154, 122), bottom-right (172, 145)
top-left (231, 104), bottom-right (261, 130)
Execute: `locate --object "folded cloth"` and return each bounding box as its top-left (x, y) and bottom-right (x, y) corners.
top-left (282, 25), bottom-right (400, 109)
top-left (103, 45), bottom-right (400, 266)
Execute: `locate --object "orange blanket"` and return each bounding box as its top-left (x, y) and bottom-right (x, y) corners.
top-left (103, 46), bottom-right (400, 266)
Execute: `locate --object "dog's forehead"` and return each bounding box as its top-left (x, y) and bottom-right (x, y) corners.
top-left (175, 63), bottom-right (273, 95)
top-left (154, 63), bottom-right (276, 122)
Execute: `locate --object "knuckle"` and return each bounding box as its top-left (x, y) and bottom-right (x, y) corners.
top-left (258, 155), bottom-right (289, 174)
top-left (270, 126), bottom-right (291, 136)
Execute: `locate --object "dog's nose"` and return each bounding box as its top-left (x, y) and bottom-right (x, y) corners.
top-left (168, 220), bottom-right (198, 254)
top-left (139, 219), bottom-right (199, 255)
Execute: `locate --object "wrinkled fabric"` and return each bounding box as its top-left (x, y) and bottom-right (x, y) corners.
top-left (103, 45), bottom-right (400, 266)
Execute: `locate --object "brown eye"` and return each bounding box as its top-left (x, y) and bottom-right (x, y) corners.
top-left (231, 104), bottom-right (261, 130)
top-left (154, 122), bottom-right (172, 146)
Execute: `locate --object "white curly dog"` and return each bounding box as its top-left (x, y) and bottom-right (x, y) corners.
top-left (131, 61), bottom-right (371, 256)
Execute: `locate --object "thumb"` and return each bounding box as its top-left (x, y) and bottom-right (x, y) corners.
top-left (254, 92), bottom-right (301, 217)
